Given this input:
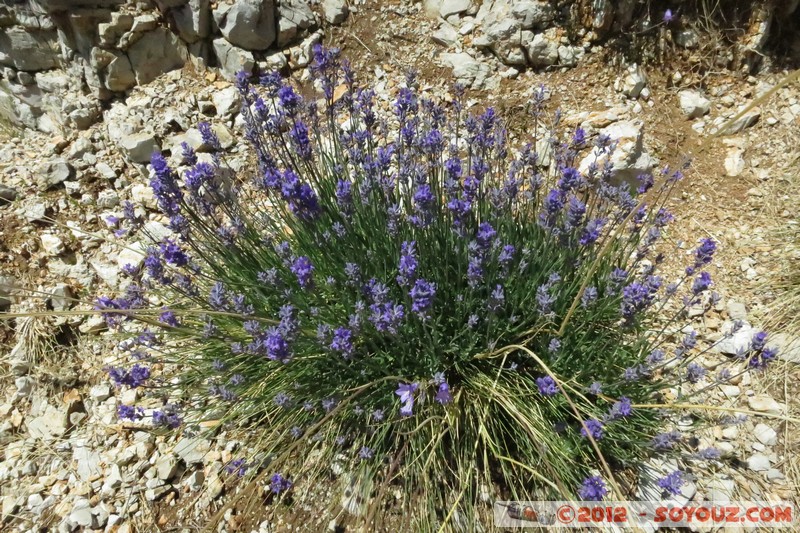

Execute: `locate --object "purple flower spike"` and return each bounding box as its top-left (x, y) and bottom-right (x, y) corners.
top-left (270, 473), bottom-right (293, 494)
top-left (291, 256), bottom-right (314, 289)
top-left (396, 382), bottom-right (419, 416)
top-left (580, 419), bottom-right (604, 440)
top-left (657, 470), bottom-right (685, 496)
top-left (435, 382), bottom-right (453, 404)
top-left (536, 376), bottom-right (559, 396)
top-left (578, 476), bottom-right (608, 501)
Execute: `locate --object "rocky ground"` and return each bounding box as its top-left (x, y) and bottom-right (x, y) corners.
top-left (1, 1), bottom-right (799, 532)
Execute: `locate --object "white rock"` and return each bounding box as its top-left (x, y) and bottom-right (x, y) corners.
top-left (214, 0), bottom-right (276, 51)
top-left (174, 437), bottom-right (211, 464)
top-left (36, 159), bottom-right (73, 190)
top-left (213, 37), bottom-right (255, 81)
top-left (439, 0), bottom-right (472, 18)
top-left (432, 23), bottom-right (459, 47)
top-left (69, 506), bottom-right (96, 528)
top-left (726, 301), bottom-right (747, 321)
top-left (40, 233), bottom-right (65, 256)
top-left (724, 150), bottom-right (746, 177)
top-left (323, 0), bottom-right (349, 24)
top-left (679, 90), bottom-right (711, 118)
top-left (747, 454), bottom-right (771, 471)
top-left (116, 242), bottom-right (147, 271)
top-left (753, 423), bottom-right (778, 446)
top-left (620, 64), bottom-right (647, 99)
top-left (119, 132), bottom-right (160, 164)
top-left (747, 395), bottom-right (786, 415)
top-left (212, 86), bottom-right (241, 118)
top-left (90, 384), bottom-right (112, 402)
top-left (525, 31), bottom-right (559, 67)
top-left (439, 52), bottom-right (493, 90)
top-left (713, 321), bottom-right (757, 355)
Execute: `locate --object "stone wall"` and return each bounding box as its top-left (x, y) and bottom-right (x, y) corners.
top-left (0, 0), bottom-right (349, 133)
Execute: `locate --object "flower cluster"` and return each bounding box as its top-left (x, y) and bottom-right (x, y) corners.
top-left (99, 46), bottom-right (780, 526)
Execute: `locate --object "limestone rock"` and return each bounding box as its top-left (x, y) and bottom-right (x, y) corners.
top-left (214, 0), bottom-right (276, 51)
top-left (213, 37), bottom-right (255, 81)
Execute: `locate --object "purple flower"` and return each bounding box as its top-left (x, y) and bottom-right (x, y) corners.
top-left (160, 239), bottom-right (188, 267)
top-left (750, 331), bottom-right (768, 352)
top-left (225, 458), bottom-right (248, 477)
top-left (117, 404), bottom-right (144, 421)
top-left (265, 328), bottom-right (292, 363)
top-left (694, 238), bottom-right (717, 267)
top-left (270, 473), bottom-right (293, 494)
top-left (435, 382), bottom-right (453, 404)
top-left (686, 363), bottom-right (707, 383)
top-left (581, 287), bottom-right (598, 307)
top-left (108, 364), bottom-right (151, 388)
top-left (578, 476), bottom-right (608, 501)
top-left (397, 241), bottom-right (418, 286)
top-left (692, 272), bottom-right (712, 295)
top-left (410, 279), bottom-right (436, 317)
top-left (152, 405), bottom-right (182, 428)
top-left (476, 222), bottom-right (496, 250)
top-left (696, 447), bottom-right (721, 460)
top-left (396, 382), bottom-right (419, 416)
top-left (159, 309), bottom-right (180, 327)
top-left (657, 470), bottom-right (685, 496)
top-left (372, 409), bottom-right (385, 421)
top-left (608, 397), bottom-right (632, 419)
top-left (359, 446), bottom-right (374, 459)
top-left (547, 338), bottom-right (561, 354)
top-left (663, 9), bottom-right (675, 23)
top-left (580, 419), bottom-right (604, 439)
top-left (588, 382), bottom-right (603, 395)
top-left (488, 284), bottom-right (505, 313)
top-left (536, 376), bottom-right (559, 396)
top-left (330, 327), bottom-right (355, 358)
top-left (652, 430), bottom-right (681, 450)
top-left (274, 392), bottom-right (293, 408)
top-left (291, 256), bottom-right (314, 289)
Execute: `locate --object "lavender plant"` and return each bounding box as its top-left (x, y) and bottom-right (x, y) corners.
top-left (99, 47), bottom-right (779, 528)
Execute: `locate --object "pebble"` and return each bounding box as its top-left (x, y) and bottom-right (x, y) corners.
top-left (753, 423), bottom-right (778, 446)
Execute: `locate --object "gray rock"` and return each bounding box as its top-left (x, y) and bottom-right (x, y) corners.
top-left (119, 132), bottom-right (160, 163)
top-left (440, 52), bottom-right (492, 90)
top-left (15, 376), bottom-right (34, 398)
top-left (511, 1), bottom-right (555, 29)
top-left (747, 454), bottom-right (771, 472)
top-left (69, 506), bottom-right (96, 528)
top-left (98, 12), bottom-right (133, 47)
top-left (90, 384), bottom-right (112, 402)
top-left (679, 90), bottom-right (711, 118)
top-left (214, 0), bottom-right (276, 51)
top-left (525, 31), bottom-right (559, 67)
top-left (675, 29), bottom-right (699, 48)
top-left (439, 0), bottom-right (472, 18)
top-left (0, 28), bottom-right (60, 71)
top-left (278, 0), bottom-right (316, 46)
top-left (713, 321), bottom-right (757, 355)
top-left (28, 404), bottom-right (68, 439)
top-left (767, 333), bottom-right (800, 363)
top-left (724, 149), bottom-right (745, 177)
top-left (156, 454), bottom-right (179, 481)
top-left (619, 64), bottom-right (647, 99)
top-left (104, 54), bottom-right (136, 92)
top-left (754, 423), bottom-right (777, 446)
top-left (323, 0), bottom-right (349, 24)
top-left (127, 28), bottom-right (186, 85)
top-left (174, 437), bottom-right (211, 464)
top-left (213, 38), bottom-right (255, 81)
top-left (37, 159), bottom-right (73, 190)
top-left (726, 300), bottom-right (747, 321)
top-left (718, 108), bottom-right (760, 135)
top-left (174, 0), bottom-right (211, 43)
top-left (432, 23), bottom-right (459, 47)
top-left (212, 86), bottom-right (241, 118)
